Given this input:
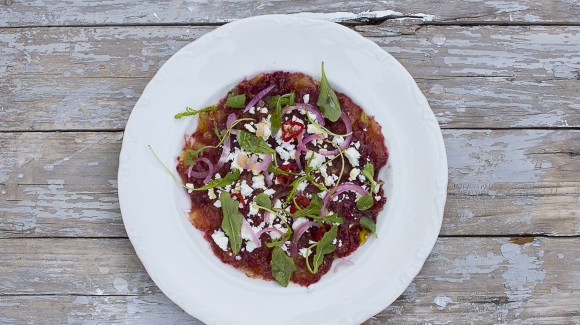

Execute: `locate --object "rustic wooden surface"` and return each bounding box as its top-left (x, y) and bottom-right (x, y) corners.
top-left (0, 0), bottom-right (579, 324)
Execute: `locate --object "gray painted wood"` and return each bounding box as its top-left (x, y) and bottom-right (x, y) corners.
top-left (1, 0), bottom-right (579, 27)
top-left (1, 1), bottom-right (579, 323)
top-left (0, 237), bottom-right (578, 323)
top-left (0, 130), bottom-right (577, 238)
top-left (1, 25), bottom-right (579, 131)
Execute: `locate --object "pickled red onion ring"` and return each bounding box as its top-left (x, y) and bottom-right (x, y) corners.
top-left (244, 85), bottom-right (275, 112)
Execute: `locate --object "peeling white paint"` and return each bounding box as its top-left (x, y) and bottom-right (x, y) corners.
top-left (113, 278), bottom-right (129, 293)
top-left (500, 243), bottom-right (546, 303)
top-left (434, 296), bottom-right (452, 310)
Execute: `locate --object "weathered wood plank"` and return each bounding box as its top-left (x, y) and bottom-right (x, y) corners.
top-left (0, 130), bottom-right (578, 237)
top-left (1, 0), bottom-right (579, 27)
top-left (1, 25), bottom-right (579, 131)
top-left (0, 237), bottom-right (578, 324)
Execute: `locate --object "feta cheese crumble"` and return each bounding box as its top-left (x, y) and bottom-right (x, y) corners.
top-left (211, 230), bottom-right (229, 251)
top-left (344, 147), bottom-right (361, 167)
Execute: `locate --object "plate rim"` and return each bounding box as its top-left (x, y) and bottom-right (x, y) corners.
top-left (118, 14), bottom-right (448, 325)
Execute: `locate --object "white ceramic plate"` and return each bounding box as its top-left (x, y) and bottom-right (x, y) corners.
top-left (118, 14), bottom-right (447, 325)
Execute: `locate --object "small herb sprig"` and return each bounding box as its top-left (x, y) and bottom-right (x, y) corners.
top-left (305, 225), bottom-right (338, 274)
top-left (220, 192), bottom-right (243, 254)
top-left (317, 62), bottom-right (342, 122)
top-left (225, 90), bottom-right (246, 108)
top-left (174, 105), bottom-right (217, 119)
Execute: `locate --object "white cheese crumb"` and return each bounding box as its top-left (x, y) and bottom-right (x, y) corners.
top-left (307, 123), bottom-right (328, 138)
top-left (349, 168), bottom-right (361, 181)
top-left (358, 174), bottom-right (367, 182)
top-left (211, 230), bottom-right (229, 251)
top-left (264, 188), bottom-right (276, 197)
top-left (324, 174), bottom-right (335, 187)
top-left (275, 142), bottom-right (296, 162)
top-left (244, 124), bottom-right (257, 133)
top-left (255, 119), bottom-right (272, 140)
top-left (207, 188), bottom-right (216, 200)
top-left (354, 141), bottom-right (361, 149)
top-left (235, 256), bottom-right (241, 261)
top-left (252, 175), bottom-right (266, 190)
top-left (299, 247), bottom-right (311, 258)
top-left (213, 200), bottom-right (221, 208)
top-left (249, 203), bottom-right (259, 216)
top-left (248, 106), bottom-right (256, 114)
top-left (292, 217), bottom-right (308, 230)
top-left (296, 180), bottom-right (308, 192)
top-left (317, 191), bottom-right (327, 199)
top-left (303, 94), bottom-right (310, 104)
top-left (344, 147), bottom-right (361, 167)
top-left (375, 195), bottom-right (381, 201)
top-left (306, 151), bottom-right (326, 169)
top-left (334, 136), bottom-right (345, 146)
top-left (240, 180), bottom-right (253, 198)
top-left (259, 107), bottom-right (268, 114)
top-left (186, 183), bottom-right (194, 193)
top-left (245, 241), bottom-right (257, 253)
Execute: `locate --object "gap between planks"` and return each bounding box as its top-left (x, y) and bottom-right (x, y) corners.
top-left (1, 127), bottom-right (580, 133)
top-left (1, 20), bottom-right (580, 30)
top-left (1, 235), bottom-right (578, 240)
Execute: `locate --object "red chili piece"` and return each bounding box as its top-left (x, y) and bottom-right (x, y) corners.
top-left (315, 224), bottom-right (332, 241)
top-left (231, 193), bottom-right (246, 210)
top-left (290, 195), bottom-right (310, 214)
top-left (275, 163), bottom-right (297, 187)
top-left (281, 121), bottom-right (305, 142)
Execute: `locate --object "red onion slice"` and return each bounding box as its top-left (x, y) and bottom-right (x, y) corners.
top-left (244, 85), bottom-right (275, 112)
top-left (255, 227), bottom-right (285, 239)
top-left (321, 183), bottom-right (369, 216)
top-left (263, 170), bottom-right (273, 187)
top-left (214, 132), bottom-right (231, 171)
top-left (250, 154), bottom-right (273, 172)
top-left (187, 157), bottom-right (214, 184)
top-left (242, 218), bottom-right (261, 248)
top-left (333, 258), bottom-right (354, 273)
top-left (282, 103), bottom-right (325, 126)
top-left (290, 221), bottom-right (320, 255)
top-left (226, 113), bottom-right (237, 128)
top-left (319, 113), bottom-right (352, 156)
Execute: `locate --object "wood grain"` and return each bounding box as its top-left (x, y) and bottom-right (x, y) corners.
top-left (1, 0), bottom-right (579, 27)
top-left (1, 25), bottom-right (578, 131)
top-left (0, 237), bottom-right (577, 323)
top-left (0, 130), bottom-right (577, 238)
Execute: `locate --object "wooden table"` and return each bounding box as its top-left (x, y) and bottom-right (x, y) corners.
top-left (1, 1), bottom-right (578, 324)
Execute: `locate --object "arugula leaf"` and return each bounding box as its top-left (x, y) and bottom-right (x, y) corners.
top-left (316, 62), bottom-right (342, 122)
top-left (269, 92), bottom-right (296, 134)
top-left (174, 105), bottom-right (217, 119)
top-left (184, 147), bottom-right (209, 165)
top-left (362, 162), bottom-right (374, 181)
top-left (237, 130), bottom-right (276, 154)
top-left (267, 93), bottom-right (295, 109)
top-left (292, 195), bottom-right (323, 218)
top-left (226, 90), bottom-right (247, 108)
top-left (253, 193), bottom-right (272, 210)
top-left (220, 192), bottom-right (243, 254)
top-left (310, 225), bottom-right (337, 274)
top-left (270, 246), bottom-right (296, 287)
top-left (360, 217), bottom-right (377, 238)
top-left (356, 194), bottom-right (374, 211)
top-left (310, 213), bottom-right (343, 225)
top-left (190, 169), bottom-right (240, 191)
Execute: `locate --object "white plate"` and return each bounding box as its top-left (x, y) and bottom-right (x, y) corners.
top-left (118, 14), bottom-right (447, 325)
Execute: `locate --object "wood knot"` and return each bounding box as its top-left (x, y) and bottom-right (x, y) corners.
top-left (509, 237), bottom-right (534, 245)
